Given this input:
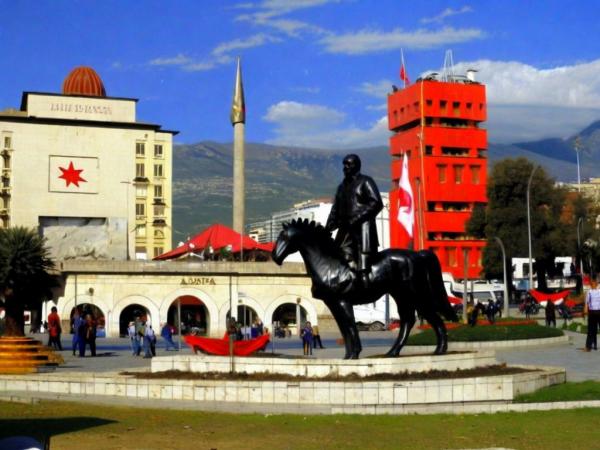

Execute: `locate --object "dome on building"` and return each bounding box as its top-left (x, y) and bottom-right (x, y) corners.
top-left (62, 66), bottom-right (106, 97)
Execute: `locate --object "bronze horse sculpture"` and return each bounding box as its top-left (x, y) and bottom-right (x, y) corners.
top-left (272, 219), bottom-right (458, 359)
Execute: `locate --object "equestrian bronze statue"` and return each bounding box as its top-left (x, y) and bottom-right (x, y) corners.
top-left (271, 155), bottom-right (457, 359)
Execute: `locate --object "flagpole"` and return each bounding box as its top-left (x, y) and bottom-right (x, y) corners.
top-left (401, 49), bottom-right (406, 89)
top-left (418, 78), bottom-right (426, 250)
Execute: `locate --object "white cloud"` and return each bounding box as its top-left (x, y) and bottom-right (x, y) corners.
top-left (454, 59), bottom-right (600, 108)
top-left (230, 2), bottom-right (255, 9)
top-left (487, 105), bottom-right (600, 143)
top-left (149, 54), bottom-right (192, 66)
top-left (147, 33), bottom-right (279, 72)
top-left (421, 6), bottom-right (473, 24)
top-left (291, 86), bottom-right (321, 94)
top-left (263, 101), bottom-right (390, 148)
top-left (450, 59), bottom-right (600, 142)
top-left (355, 79), bottom-right (394, 99)
top-left (234, 0), bottom-right (335, 36)
top-left (212, 33), bottom-right (281, 56)
top-left (319, 26), bottom-right (484, 55)
top-left (264, 101), bottom-right (345, 124)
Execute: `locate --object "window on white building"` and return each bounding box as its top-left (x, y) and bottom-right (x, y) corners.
top-left (136, 142), bottom-right (145, 156)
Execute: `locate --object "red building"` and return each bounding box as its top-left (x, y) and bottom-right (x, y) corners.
top-left (387, 76), bottom-right (487, 278)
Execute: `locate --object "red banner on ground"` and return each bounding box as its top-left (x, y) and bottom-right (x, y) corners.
top-left (184, 333), bottom-right (270, 356)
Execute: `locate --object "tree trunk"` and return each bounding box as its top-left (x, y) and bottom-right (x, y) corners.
top-left (536, 260), bottom-right (549, 292)
top-left (30, 304), bottom-right (43, 334)
top-left (4, 295), bottom-right (25, 337)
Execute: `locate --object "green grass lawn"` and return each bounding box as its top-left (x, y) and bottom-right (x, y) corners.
top-left (0, 400), bottom-right (599, 450)
top-left (516, 381), bottom-right (600, 403)
top-left (408, 323), bottom-right (564, 345)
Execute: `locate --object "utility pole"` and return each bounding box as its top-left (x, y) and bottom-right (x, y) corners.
top-left (574, 137), bottom-right (582, 192)
top-left (527, 165), bottom-right (539, 290)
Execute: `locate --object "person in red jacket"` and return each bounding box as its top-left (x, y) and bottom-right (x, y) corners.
top-left (47, 306), bottom-right (63, 350)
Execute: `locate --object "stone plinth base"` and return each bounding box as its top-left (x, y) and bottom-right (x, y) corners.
top-left (151, 351), bottom-right (497, 377)
top-left (0, 364), bottom-right (566, 413)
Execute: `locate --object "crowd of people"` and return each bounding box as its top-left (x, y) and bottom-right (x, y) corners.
top-left (127, 318), bottom-right (181, 358)
top-left (226, 317), bottom-right (266, 341)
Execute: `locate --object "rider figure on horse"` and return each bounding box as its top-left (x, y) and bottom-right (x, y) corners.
top-left (326, 154), bottom-right (383, 289)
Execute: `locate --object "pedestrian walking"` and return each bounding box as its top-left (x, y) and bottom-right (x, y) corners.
top-left (142, 322), bottom-right (154, 358)
top-left (312, 324), bottom-right (325, 349)
top-left (71, 311), bottom-right (84, 356)
top-left (148, 325), bottom-right (157, 356)
top-left (127, 321), bottom-right (137, 355)
top-left (584, 279), bottom-right (600, 352)
top-left (78, 314), bottom-right (96, 357)
top-left (134, 317), bottom-right (144, 356)
top-left (301, 321), bottom-right (313, 356)
top-left (47, 306), bottom-right (63, 350)
top-left (160, 323), bottom-right (178, 351)
top-left (545, 301), bottom-right (556, 328)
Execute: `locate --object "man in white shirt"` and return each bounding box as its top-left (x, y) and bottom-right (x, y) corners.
top-left (584, 279), bottom-right (600, 351)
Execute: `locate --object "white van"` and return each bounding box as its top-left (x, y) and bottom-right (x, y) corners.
top-left (443, 273), bottom-right (505, 304)
top-left (353, 297), bottom-right (399, 331)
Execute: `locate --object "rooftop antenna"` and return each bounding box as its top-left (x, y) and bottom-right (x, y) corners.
top-left (441, 49), bottom-right (455, 82)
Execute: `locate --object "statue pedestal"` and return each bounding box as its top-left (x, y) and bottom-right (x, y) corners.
top-left (151, 351), bottom-right (496, 377)
top-left (0, 337), bottom-right (63, 374)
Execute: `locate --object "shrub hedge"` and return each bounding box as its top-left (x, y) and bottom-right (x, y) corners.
top-left (407, 323), bottom-right (564, 345)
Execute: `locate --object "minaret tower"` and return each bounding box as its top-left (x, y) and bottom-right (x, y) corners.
top-left (230, 57), bottom-right (246, 234)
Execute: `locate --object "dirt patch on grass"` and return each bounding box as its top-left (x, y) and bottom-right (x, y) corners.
top-left (121, 364), bottom-right (534, 382)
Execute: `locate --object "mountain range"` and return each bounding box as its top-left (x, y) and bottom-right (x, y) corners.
top-left (171, 120), bottom-right (600, 244)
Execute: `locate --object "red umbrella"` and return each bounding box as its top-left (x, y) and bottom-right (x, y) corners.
top-left (154, 223), bottom-right (273, 260)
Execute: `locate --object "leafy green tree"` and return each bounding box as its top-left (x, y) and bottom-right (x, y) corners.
top-left (467, 158), bottom-right (571, 293)
top-left (0, 227), bottom-right (55, 336)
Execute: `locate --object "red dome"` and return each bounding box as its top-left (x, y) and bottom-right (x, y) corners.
top-left (62, 66), bottom-right (106, 97)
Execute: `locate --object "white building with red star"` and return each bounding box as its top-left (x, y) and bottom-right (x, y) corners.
top-left (0, 66), bottom-right (177, 260)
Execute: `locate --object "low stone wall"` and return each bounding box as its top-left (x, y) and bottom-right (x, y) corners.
top-left (408, 335), bottom-right (569, 352)
top-left (151, 352), bottom-right (497, 377)
top-left (0, 365), bottom-right (566, 415)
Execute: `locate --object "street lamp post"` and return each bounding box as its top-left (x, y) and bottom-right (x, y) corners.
top-left (120, 180), bottom-right (132, 260)
top-left (494, 237), bottom-right (509, 318)
top-left (577, 217), bottom-right (585, 285)
top-left (574, 137), bottom-right (582, 192)
top-left (379, 197), bottom-right (390, 327)
top-left (527, 165), bottom-right (539, 290)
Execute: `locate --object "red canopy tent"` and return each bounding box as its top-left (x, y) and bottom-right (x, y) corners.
top-left (154, 223), bottom-right (273, 261)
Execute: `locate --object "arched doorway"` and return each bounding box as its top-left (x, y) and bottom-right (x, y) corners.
top-left (119, 304), bottom-right (151, 337)
top-left (70, 303), bottom-right (106, 338)
top-left (226, 304), bottom-right (259, 327)
top-left (167, 296), bottom-right (209, 336)
top-left (272, 302), bottom-right (308, 337)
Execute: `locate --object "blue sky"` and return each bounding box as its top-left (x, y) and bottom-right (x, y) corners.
top-left (2, 0), bottom-right (600, 148)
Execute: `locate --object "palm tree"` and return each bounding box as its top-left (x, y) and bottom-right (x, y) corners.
top-left (0, 227), bottom-right (55, 336)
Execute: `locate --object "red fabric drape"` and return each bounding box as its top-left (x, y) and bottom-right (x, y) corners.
top-left (184, 333), bottom-right (270, 356)
top-left (529, 289), bottom-right (571, 303)
top-left (447, 296), bottom-right (462, 305)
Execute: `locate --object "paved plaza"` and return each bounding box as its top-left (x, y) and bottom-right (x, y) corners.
top-left (32, 327), bottom-right (599, 382)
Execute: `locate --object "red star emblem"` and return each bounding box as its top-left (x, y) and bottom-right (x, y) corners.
top-left (58, 161), bottom-right (87, 187)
